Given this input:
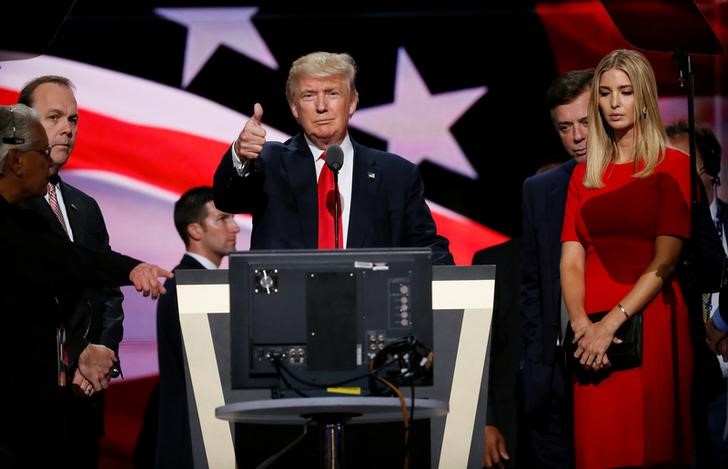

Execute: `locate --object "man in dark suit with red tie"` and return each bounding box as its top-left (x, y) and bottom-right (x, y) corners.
top-left (213, 51), bottom-right (453, 265)
top-left (17, 76), bottom-right (124, 469)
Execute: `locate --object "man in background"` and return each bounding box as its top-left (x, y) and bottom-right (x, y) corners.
top-left (154, 187), bottom-right (239, 468)
top-left (18, 75), bottom-right (124, 468)
top-left (667, 121), bottom-right (727, 467)
top-left (519, 69), bottom-right (593, 468)
top-left (472, 238), bottom-right (521, 468)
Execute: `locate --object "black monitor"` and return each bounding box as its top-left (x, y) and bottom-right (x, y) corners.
top-left (229, 248), bottom-right (434, 396)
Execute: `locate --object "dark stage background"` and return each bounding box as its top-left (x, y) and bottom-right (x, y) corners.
top-left (1, 1), bottom-right (727, 466)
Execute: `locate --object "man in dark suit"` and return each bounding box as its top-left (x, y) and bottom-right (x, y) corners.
top-left (154, 187), bottom-right (239, 468)
top-left (519, 69), bottom-right (593, 467)
top-left (213, 51), bottom-right (453, 265)
top-left (0, 104), bottom-right (171, 469)
top-left (17, 75), bottom-right (123, 468)
top-left (668, 121), bottom-right (728, 467)
top-left (472, 238), bottom-right (521, 468)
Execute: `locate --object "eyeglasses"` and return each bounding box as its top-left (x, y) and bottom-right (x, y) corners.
top-left (25, 146), bottom-right (52, 159)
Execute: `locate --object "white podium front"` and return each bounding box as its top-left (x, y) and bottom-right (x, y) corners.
top-left (176, 265), bottom-right (494, 468)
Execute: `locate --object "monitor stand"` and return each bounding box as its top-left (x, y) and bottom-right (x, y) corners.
top-left (216, 396), bottom-right (448, 469)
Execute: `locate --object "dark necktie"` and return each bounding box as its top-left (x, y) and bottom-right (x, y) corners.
top-left (317, 152), bottom-right (342, 249)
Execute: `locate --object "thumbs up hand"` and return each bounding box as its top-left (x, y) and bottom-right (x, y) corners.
top-left (234, 102), bottom-right (267, 161)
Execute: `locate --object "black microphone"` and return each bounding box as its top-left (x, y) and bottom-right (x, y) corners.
top-left (325, 144), bottom-right (344, 172)
top-left (325, 144), bottom-right (344, 249)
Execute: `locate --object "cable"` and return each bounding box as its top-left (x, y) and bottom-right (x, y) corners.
top-left (369, 336), bottom-right (433, 386)
top-left (375, 376), bottom-right (409, 430)
top-left (406, 381), bottom-right (415, 469)
top-left (375, 376), bottom-right (410, 469)
top-left (273, 354), bottom-right (401, 389)
top-left (273, 362), bottom-right (309, 397)
top-left (255, 421), bottom-right (311, 469)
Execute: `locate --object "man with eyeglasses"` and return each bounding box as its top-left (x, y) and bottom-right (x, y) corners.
top-left (17, 76), bottom-right (125, 469)
top-left (0, 103), bottom-right (172, 468)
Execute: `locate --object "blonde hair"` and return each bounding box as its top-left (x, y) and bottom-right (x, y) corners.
top-left (584, 49), bottom-right (667, 188)
top-left (285, 51), bottom-right (358, 104)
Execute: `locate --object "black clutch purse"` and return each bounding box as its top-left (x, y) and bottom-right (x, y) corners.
top-left (563, 310), bottom-right (642, 371)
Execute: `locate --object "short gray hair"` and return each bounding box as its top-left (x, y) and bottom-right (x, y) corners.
top-left (285, 51), bottom-right (358, 104)
top-left (0, 104), bottom-right (41, 174)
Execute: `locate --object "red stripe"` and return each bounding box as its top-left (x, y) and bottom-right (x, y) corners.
top-left (535, 1), bottom-right (629, 75)
top-left (433, 212), bottom-right (509, 265)
top-left (2, 87), bottom-right (506, 264)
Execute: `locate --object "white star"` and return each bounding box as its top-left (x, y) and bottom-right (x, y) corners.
top-left (350, 48), bottom-right (486, 179)
top-left (155, 7), bottom-right (278, 87)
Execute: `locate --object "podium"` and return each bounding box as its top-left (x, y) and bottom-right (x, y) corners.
top-left (176, 265), bottom-right (494, 468)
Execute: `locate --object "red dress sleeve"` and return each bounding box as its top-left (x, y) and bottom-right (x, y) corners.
top-left (561, 163), bottom-right (584, 243)
top-left (656, 149), bottom-right (691, 239)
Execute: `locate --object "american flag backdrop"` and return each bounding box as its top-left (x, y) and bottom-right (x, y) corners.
top-left (1, 0), bottom-right (727, 464)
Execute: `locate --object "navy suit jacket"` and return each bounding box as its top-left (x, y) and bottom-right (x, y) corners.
top-left (472, 239), bottom-right (521, 463)
top-left (718, 198), bottom-right (728, 328)
top-left (155, 254), bottom-right (202, 469)
top-left (519, 159), bottom-right (576, 415)
top-left (213, 133), bottom-right (453, 265)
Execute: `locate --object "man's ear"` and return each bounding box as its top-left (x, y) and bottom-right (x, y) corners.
top-left (4, 149), bottom-right (22, 176)
top-left (289, 101), bottom-right (300, 122)
top-left (187, 222), bottom-right (203, 242)
top-left (348, 92), bottom-right (358, 117)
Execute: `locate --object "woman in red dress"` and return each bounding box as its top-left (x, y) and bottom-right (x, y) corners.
top-left (561, 49), bottom-right (693, 468)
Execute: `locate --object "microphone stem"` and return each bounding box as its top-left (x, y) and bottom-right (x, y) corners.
top-left (333, 170), bottom-right (340, 249)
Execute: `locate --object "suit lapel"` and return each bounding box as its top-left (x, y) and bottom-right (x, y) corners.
top-left (282, 134), bottom-right (318, 248)
top-left (24, 194), bottom-right (67, 238)
top-left (347, 143), bottom-right (380, 248)
top-left (545, 161), bottom-right (575, 284)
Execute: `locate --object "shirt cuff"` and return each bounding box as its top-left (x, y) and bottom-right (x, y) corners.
top-left (231, 143), bottom-right (250, 177)
top-left (713, 308), bottom-right (728, 333)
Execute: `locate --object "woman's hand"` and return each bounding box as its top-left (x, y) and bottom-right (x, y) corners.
top-left (575, 317), bottom-right (620, 371)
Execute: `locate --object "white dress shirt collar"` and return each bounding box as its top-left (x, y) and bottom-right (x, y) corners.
top-left (304, 133), bottom-right (354, 248)
top-left (185, 252), bottom-right (219, 270)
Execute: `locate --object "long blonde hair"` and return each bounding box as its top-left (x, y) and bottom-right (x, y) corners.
top-left (584, 49), bottom-right (667, 188)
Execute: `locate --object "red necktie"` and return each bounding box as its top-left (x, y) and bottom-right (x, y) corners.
top-left (317, 152), bottom-right (342, 249)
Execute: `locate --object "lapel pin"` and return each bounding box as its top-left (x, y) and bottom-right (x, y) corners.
top-left (368, 171), bottom-right (376, 179)
top-left (70, 203), bottom-right (78, 211)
